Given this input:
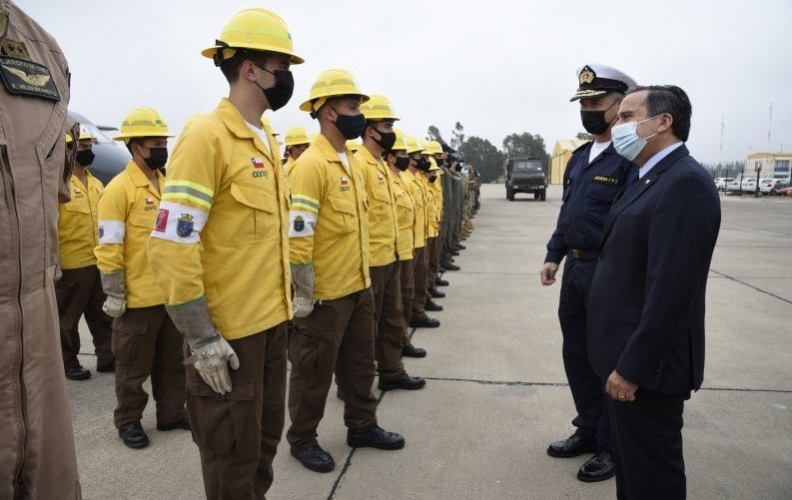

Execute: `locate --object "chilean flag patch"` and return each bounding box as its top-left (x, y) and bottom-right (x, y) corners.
top-left (251, 157), bottom-right (265, 169)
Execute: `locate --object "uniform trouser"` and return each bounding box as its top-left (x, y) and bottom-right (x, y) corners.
top-left (400, 258), bottom-right (415, 347)
top-left (370, 262), bottom-right (406, 382)
top-left (55, 265), bottom-right (114, 370)
top-left (608, 390), bottom-right (687, 500)
top-left (411, 246), bottom-right (429, 321)
top-left (187, 324), bottom-right (287, 500)
top-left (426, 236), bottom-right (441, 291)
top-left (112, 305), bottom-right (186, 429)
top-left (287, 289), bottom-right (378, 448)
top-left (557, 258), bottom-right (611, 452)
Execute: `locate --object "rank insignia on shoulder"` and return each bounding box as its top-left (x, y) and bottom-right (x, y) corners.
top-left (177, 213), bottom-right (194, 237)
top-left (294, 215), bottom-right (305, 232)
top-left (0, 56), bottom-right (60, 102)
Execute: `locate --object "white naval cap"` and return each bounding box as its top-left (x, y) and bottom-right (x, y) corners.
top-left (570, 64), bottom-right (637, 102)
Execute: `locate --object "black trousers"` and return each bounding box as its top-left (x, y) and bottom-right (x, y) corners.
top-left (608, 389), bottom-right (687, 500)
top-left (558, 257), bottom-right (610, 451)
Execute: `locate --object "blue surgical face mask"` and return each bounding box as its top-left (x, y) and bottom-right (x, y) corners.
top-left (612, 115), bottom-right (660, 161)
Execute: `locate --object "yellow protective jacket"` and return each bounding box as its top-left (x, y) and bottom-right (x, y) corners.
top-left (356, 146), bottom-right (398, 267)
top-left (147, 99), bottom-right (292, 340)
top-left (58, 170), bottom-right (103, 269)
top-left (284, 155), bottom-right (297, 176)
top-left (289, 134), bottom-right (370, 301)
top-left (421, 173), bottom-right (440, 238)
top-left (391, 171), bottom-right (415, 261)
top-left (402, 169), bottom-right (427, 249)
top-left (95, 161), bottom-right (165, 308)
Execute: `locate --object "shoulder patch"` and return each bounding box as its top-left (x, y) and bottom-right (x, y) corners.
top-left (1, 39), bottom-right (29, 59)
top-left (0, 56), bottom-right (60, 101)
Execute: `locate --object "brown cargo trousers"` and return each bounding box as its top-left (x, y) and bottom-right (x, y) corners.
top-left (55, 265), bottom-right (114, 370)
top-left (426, 236), bottom-right (442, 294)
top-left (112, 305), bottom-right (186, 429)
top-left (287, 288), bottom-right (378, 448)
top-left (370, 262), bottom-right (406, 382)
top-left (400, 258), bottom-right (415, 346)
top-left (411, 246), bottom-right (429, 321)
top-left (186, 323), bottom-right (287, 500)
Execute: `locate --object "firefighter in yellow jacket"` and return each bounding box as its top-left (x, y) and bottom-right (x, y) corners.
top-left (95, 106), bottom-right (188, 450)
top-left (357, 95), bottom-right (426, 392)
top-left (403, 137), bottom-right (441, 329)
top-left (420, 155), bottom-right (445, 313)
top-left (287, 69), bottom-right (405, 474)
top-left (147, 9), bottom-right (299, 498)
top-left (283, 125), bottom-right (310, 174)
top-left (424, 142), bottom-right (448, 300)
top-left (385, 130), bottom-right (427, 358)
top-left (57, 125), bottom-right (114, 381)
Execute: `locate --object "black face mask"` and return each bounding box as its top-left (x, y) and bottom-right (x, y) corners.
top-left (580, 99), bottom-right (618, 135)
top-left (332, 111), bottom-right (367, 140)
top-left (255, 66), bottom-right (295, 112)
top-left (416, 158), bottom-right (430, 172)
top-left (373, 130), bottom-right (396, 151)
top-left (143, 146), bottom-right (168, 170)
top-left (395, 156), bottom-right (411, 171)
top-left (429, 174), bottom-right (438, 183)
top-left (75, 149), bottom-right (95, 167)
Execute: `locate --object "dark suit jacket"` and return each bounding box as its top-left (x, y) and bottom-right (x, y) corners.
top-left (587, 145), bottom-right (721, 394)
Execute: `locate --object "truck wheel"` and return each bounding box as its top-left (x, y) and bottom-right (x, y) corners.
top-left (539, 189), bottom-right (547, 201)
top-left (507, 186), bottom-right (515, 201)
top-left (533, 192), bottom-right (539, 200)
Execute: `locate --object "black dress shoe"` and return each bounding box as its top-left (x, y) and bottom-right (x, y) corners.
top-left (410, 317), bottom-right (440, 328)
top-left (450, 249), bottom-right (460, 256)
top-left (378, 374), bottom-right (426, 391)
top-left (435, 277), bottom-right (449, 287)
top-left (65, 366), bottom-right (91, 381)
top-left (118, 422), bottom-right (149, 449)
top-left (425, 299), bottom-right (443, 312)
top-left (577, 451), bottom-right (615, 482)
top-left (347, 426), bottom-right (405, 450)
top-left (429, 288), bottom-right (446, 298)
top-left (442, 262), bottom-right (460, 271)
top-left (291, 444), bottom-right (335, 473)
top-left (156, 415), bottom-right (191, 431)
top-left (456, 244), bottom-right (466, 250)
top-left (96, 360), bottom-right (115, 373)
top-left (546, 434), bottom-right (598, 458)
top-left (402, 344), bottom-right (427, 358)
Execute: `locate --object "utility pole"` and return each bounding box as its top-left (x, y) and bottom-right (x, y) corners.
top-left (767, 102), bottom-right (773, 151)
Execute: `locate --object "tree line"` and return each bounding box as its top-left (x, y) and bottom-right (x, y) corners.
top-left (426, 122), bottom-right (553, 183)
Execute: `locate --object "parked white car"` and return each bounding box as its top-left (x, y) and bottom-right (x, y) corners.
top-left (759, 178), bottom-right (790, 195)
top-left (741, 178), bottom-right (758, 192)
top-left (714, 177), bottom-right (735, 191)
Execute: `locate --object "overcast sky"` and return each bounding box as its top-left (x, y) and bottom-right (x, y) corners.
top-left (20, 0), bottom-right (792, 165)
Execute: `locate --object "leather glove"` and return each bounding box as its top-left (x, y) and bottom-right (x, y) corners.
top-left (100, 271), bottom-right (127, 317)
top-left (291, 263), bottom-right (315, 318)
top-left (166, 298), bottom-right (239, 395)
top-left (186, 337), bottom-right (240, 395)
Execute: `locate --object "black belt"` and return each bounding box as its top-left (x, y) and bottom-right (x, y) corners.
top-left (569, 248), bottom-right (599, 260)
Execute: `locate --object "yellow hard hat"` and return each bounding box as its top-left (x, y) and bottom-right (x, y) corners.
top-left (285, 126), bottom-right (310, 147)
top-left (424, 140), bottom-right (443, 155)
top-left (428, 157), bottom-right (441, 171)
top-left (406, 135), bottom-right (425, 155)
top-left (360, 94), bottom-right (399, 121)
top-left (113, 107), bottom-right (173, 143)
top-left (299, 69), bottom-right (370, 113)
top-left (202, 8), bottom-right (304, 65)
top-left (346, 139), bottom-right (361, 152)
top-left (390, 128), bottom-right (408, 151)
top-left (67, 124), bottom-right (96, 144)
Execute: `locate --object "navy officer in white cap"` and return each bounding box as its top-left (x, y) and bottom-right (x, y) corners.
top-left (539, 63), bottom-right (638, 483)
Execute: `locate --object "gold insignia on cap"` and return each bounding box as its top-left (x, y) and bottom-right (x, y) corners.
top-left (579, 66), bottom-right (596, 85)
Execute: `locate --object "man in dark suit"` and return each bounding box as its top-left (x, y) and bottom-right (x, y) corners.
top-left (587, 85), bottom-right (721, 500)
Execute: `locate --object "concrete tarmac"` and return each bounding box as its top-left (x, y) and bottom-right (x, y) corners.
top-left (67, 183), bottom-right (792, 499)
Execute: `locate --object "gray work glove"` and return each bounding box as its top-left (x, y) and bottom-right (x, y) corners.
top-left (291, 263), bottom-right (315, 318)
top-left (100, 271), bottom-right (127, 318)
top-left (167, 298), bottom-right (239, 395)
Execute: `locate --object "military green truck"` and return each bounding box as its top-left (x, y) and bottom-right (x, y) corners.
top-left (504, 156), bottom-right (547, 201)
